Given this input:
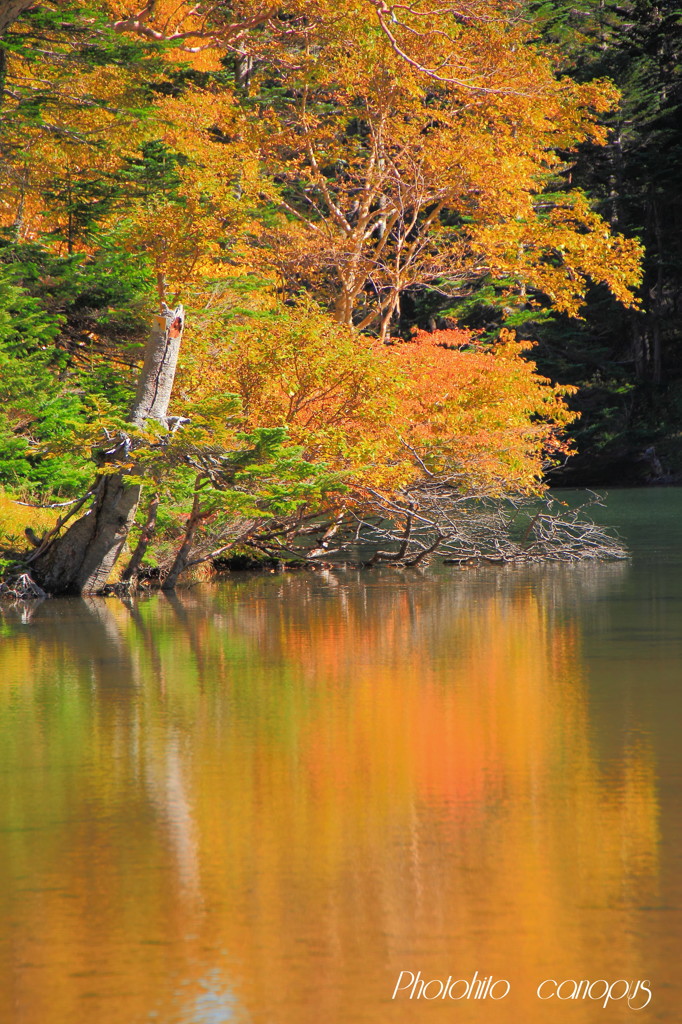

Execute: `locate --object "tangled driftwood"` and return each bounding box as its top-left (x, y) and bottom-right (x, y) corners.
top-left (0, 572), bottom-right (47, 601)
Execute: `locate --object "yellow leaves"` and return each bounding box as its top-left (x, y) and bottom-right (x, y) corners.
top-left (121, 196), bottom-right (203, 288)
top-left (555, 77), bottom-right (622, 147)
top-left (231, 0), bottom-right (642, 331)
top-left (472, 190), bottom-right (643, 318)
top-left (180, 285), bottom-right (577, 500)
top-left (94, 86), bottom-right (257, 291)
top-left (180, 298), bottom-right (402, 488)
top-left (0, 54), bottom-right (145, 242)
top-left (1, 0), bottom-right (642, 327)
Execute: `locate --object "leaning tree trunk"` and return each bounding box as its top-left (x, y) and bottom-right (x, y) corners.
top-left (31, 305), bottom-right (184, 596)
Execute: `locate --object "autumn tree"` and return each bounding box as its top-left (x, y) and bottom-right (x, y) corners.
top-left (0, 0), bottom-right (637, 592)
top-left (234, 0), bottom-right (642, 338)
top-left (90, 0), bottom-right (642, 338)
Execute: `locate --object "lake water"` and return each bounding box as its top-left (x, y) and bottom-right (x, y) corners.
top-left (1, 490), bottom-right (680, 1023)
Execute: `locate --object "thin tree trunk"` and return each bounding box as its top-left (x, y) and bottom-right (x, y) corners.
top-left (31, 305), bottom-right (185, 595)
top-left (0, 45), bottom-right (7, 105)
top-left (162, 477), bottom-right (204, 590)
top-left (121, 493), bottom-right (159, 582)
top-left (13, 163), bottom-right (27, 241)
top-left (378, 289), bottom-right (400, 342)
top-left (234, 53), bottom-right (253, 90)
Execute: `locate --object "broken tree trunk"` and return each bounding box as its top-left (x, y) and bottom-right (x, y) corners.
top-left (31, 305), bottom-right (184, 596)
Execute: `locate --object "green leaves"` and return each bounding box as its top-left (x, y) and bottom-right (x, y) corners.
top-left (0, 248), bottom-right (143, 495)
top-left (227, 427), bottom-right (344, 517)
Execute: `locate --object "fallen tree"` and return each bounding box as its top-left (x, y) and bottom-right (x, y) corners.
top-left (131, 484), bottom-right (626, 582)
top-left (1, 459), bottom-right (627, 599)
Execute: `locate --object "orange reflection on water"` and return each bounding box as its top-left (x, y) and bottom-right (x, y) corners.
top-left (0, 569), bottom-right (665, 1023)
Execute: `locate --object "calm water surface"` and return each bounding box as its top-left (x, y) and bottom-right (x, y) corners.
top-left (1, 490), bottom-right (681, 1023)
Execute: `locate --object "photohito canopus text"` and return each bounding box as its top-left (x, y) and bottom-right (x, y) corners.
top-left (391, 972), bottom-right (652, 1009)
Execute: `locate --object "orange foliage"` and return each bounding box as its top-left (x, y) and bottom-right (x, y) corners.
top-left (180, 294), bottom-right (573, 497)
top-left (182, 301), bottom-right (576, 498)
top-left (382, 327), bottom-right (577, 492)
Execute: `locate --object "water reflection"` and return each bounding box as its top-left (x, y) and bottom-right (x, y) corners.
top-left (0, 565), bottom-right (670, 1023)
